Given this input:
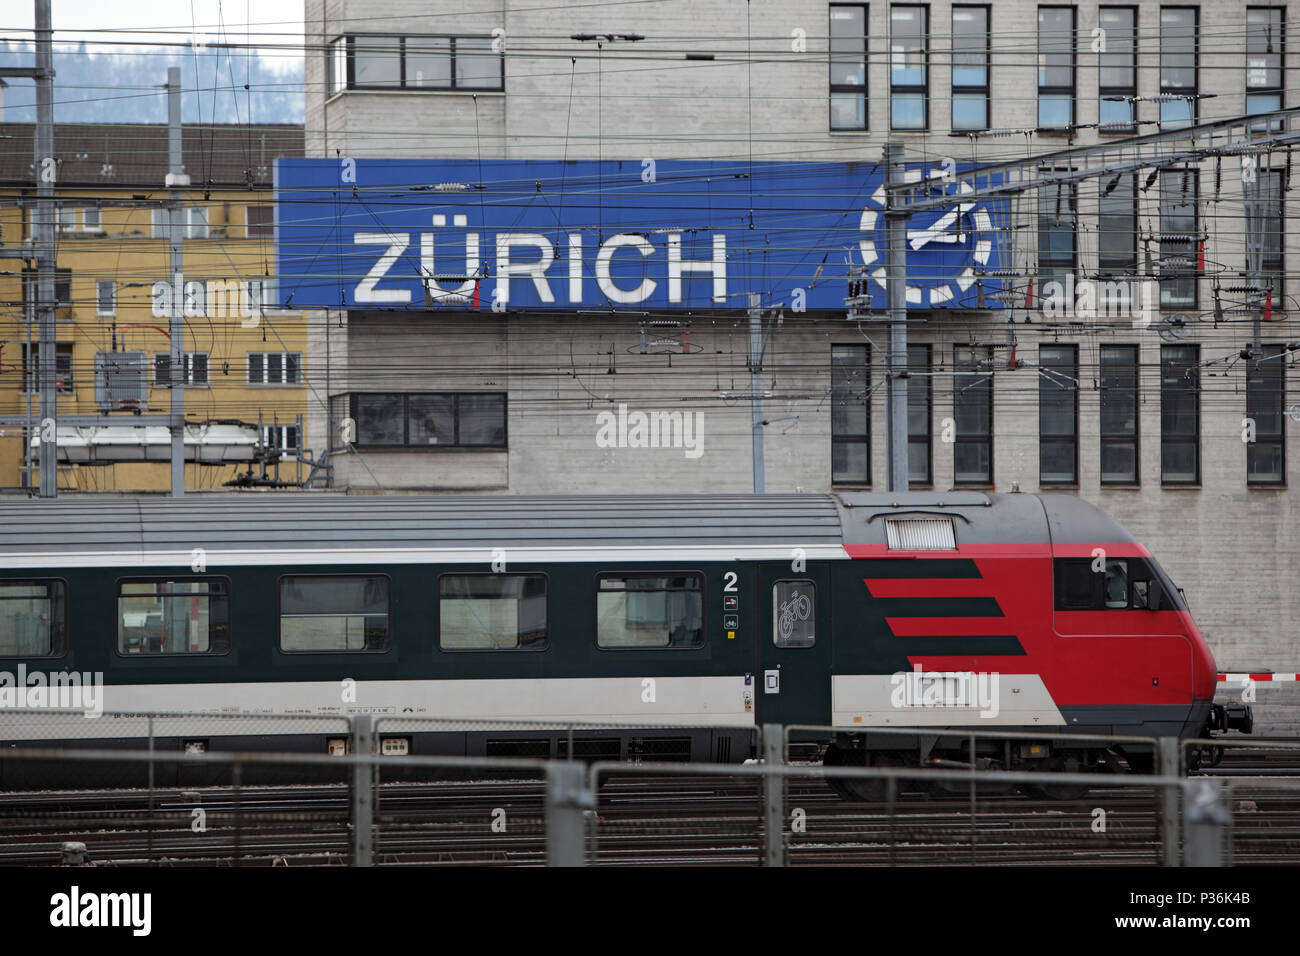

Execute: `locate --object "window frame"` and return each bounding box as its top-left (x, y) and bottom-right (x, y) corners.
top-left (907, 342), bottom-right (932, 484)
top-left (1160, 6), bottom-right (1199, 128)
top-left (1037, 5), bottom-right (1077, 130)
top-left (1159, 169), bottom-right (1199, 310)
top-left (247, 351), bottom-right (302, 386)
top-left (348, 392), bottom-right (508, 450)
top-left (1098, 173), bottom-right (1138, 275)
top-left (1038, 176), bottom-right (1078, 288)
top-left (22, 342), bottom-right (74, 394)
top-left (96, 279), bottom-right (116, 317)
top-left (829, 3), bottom-right (870, 131)
top-left (436, 571), bottom-right (550, 652)
top-left (593, 570), bottom-right (706, 651)
top-left (0, 578), bottom-right (69, 658)
top-left (1246, 344), bottom-right (1287, 485)
top-left (953, 344), bottom-right (994, 485)
top-left (338, 33), bottom-right (504, 93)
top-left (1098, 6), bottom-right (1137, 132)
top-left (831, 343), bottom-right (871, 486)
top-left (889, 3), bottom-right (930, 131)
top-left (1038, 344), bottom-right (1079, 485)
top-left (1099, 344), bottom-right (1141, 485)
top-left (114, 576), bottom-right (232, 658)
top-left (1160, 343), bottom-right (1201, 485)
top-left (1246, 7), bottom-right (1285, 119)
top-left (951, 4), bottom-right (990, 130)
top-left (772, 579), bottom-right (817, 648)
top-left (154, 351), bottom-right (209, 387)
top-left (276, 573), bottom-right (393, 655)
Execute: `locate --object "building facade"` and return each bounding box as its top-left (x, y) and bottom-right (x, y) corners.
top-left (299, 0), bottom-right (1300, 669)
top-left (0, 123), bottom-right (308, 491)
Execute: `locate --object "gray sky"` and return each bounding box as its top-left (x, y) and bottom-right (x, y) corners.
top-left (5, 0), bottom-right (304, 64)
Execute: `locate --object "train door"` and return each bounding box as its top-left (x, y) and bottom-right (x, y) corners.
top-left (755, 563), bottom-right (832, 727)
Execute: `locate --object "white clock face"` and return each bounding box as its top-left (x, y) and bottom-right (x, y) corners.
top-left (858, 167), bottom-right (995, 308)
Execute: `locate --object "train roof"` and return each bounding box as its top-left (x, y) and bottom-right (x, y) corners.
top-left (0, 492), bottom-right (1134, 567)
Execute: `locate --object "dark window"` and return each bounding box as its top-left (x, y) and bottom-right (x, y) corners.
top-left (340, 35), bottom-right (503, 92)
top-left (908, 343), bottom-right (932, 483)
top-left (596, 574), bottom-right (704, 649)
top-left (1038, 6), bottom-right (1076, 128)
top-left (438, 574), bottom-right (548, 650)
top-left (22, 343), bottom-right (74, 394)
top-left (773, 580), bottom-right (816, 648)
top-left (1159, 169), bottom-right (1198, 309)
top-left (1098, 173), bottom-right (1137, 275)
top-left (1039, 345), bottom-right (1078, 483)
top-left (954, 345), bottom-right (992, 484)
top-left (1161, 344), bottom-right (1200, 484)
top-left (1038, 178), bottom-right (1077, 289)
top-left (1251, 168), bottom-right (1285, 300)
top-left (260, 424), bottom-right (300, 451)
top-left (1054, 557), bottom-right (1183, 611)
top-left (951, 6), bottom-right (990, 130)
top-left (832, 344), bottom-right (870, 484)
top-left (1098, 7), bottom-right (1137, 130)
top-left (1247, 344), bottom-right (1286, 484)
top-left (117, 578), bottom-right (231, 655)
top-left (246, 205), bottom-right (273, 238)
top-left (1247, 7), bottom-right (1285, 121)
top-left (1100, 345), bottom-right (1140, 484)
top-left (0, 580), bottom-right (67, 657)
top-left (279, 575), bottom-right (390, 652)
top-left (349, 392), bottom-right (507, 448)
top-left (154, 352), bottom-right (208, 386)
top-left (830, 4), bottom-right (869, 130)
top-left (22, 267), bottom-right (72, 319)
top-left (248, 352), bottom-right (301, 385)
top-left (890, 4), bottom-right (928, 130)
top-left (1160, 7), bottom-right (1198, 128)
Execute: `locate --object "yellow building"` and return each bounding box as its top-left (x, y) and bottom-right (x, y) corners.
top-left (0, 122), bottom-right (308, 491)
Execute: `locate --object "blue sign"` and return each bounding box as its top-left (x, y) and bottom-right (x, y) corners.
top-left (274, 158), bottom-right (1005, 312)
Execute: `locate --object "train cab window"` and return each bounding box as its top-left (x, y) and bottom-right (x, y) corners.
top-left (0, 580), bottom-right (67, 657)
top-left (772, 580), bottom-right (816, 648)
top-left (1055, 558), bottom-right (1162, 612)
top-left (279, 575), bottom-right (390, 652)
top-left (117, 578), bottom-right (230, 655)
top-left (438, 574), bottom-right (547, 650)
top-left (1104, 560), bottom-right (1128, 608)
top-left (596, 573), bottom-right (703, 648)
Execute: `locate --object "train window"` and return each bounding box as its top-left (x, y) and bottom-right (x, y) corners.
top-left (772, 580), bottom-right (816, 648)
top-left (438, 574), bottom-right (547, 650)
top-left (279, 575), bottom-right (390, 652)
top-left (116, 578), bottom-right (230, 655)
top-left (0, 580), bottom-right (67, 657)
top-left (1104, 560), bottom-right (1128, 608)
top-left (1132, 580), bottom-right (1149, 610)
top-left (596, 574), bottom-right (703, 648)
top-left (1055, 559), bottom-right (1098, 610)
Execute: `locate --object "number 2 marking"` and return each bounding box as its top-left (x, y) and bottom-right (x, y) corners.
top-left (723, 571), bottom-right (738, 592)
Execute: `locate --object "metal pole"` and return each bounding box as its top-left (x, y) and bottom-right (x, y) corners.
top-left (749, 293), bottom-right (765, 493)
top-left (350, 714), bottom-right (374, 866)
top-left (1159, 736), bottom-right (1181, 866)
top-left (167, 67), bottom-right (186, 497)
top-left (884, 142), bottom-right (909, 492)
top-left (34, 0), bottom-right (56, 497)
top-left (762, 724), bottom-right (785, 866)
top-left (1183, 779), bottom-right (1229, 867)
top-left (545, 761), bottom-right (591, 866)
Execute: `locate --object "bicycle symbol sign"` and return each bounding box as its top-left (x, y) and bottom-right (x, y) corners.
top-left (778, 590), bottom-right (811, 641)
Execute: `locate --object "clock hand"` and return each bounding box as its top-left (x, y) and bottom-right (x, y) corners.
top-left (907, 202), bottom-right (979, 249)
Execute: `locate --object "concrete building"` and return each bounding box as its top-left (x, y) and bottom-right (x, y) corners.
top-left (297, 0), bottom-right (1300, 669)
top-left (0, 123), bottom-right (309, 491)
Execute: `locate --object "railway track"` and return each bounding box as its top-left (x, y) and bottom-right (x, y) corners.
top-left (1, 757), bottom-right (1298, 866)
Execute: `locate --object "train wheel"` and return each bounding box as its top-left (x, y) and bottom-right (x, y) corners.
top-left (823, 746), bottom-right (905, 802)
top-left (1022, 755), bottom-right (1090, 801)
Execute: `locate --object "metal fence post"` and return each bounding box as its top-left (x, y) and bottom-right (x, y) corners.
top-left (1159, 736), bottom-right (1181, 866)
top-left (763, 724), bottom-right (786, 867)
top-left (350, 715), bottom-right (374, 867)
top-left (546, 760), bottom-right (591, 866)
top-left (1183, 779), bottom-right (1230, 867)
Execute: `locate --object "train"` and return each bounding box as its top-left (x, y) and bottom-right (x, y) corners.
top-left (0, 491), bottom-right (1251, 792)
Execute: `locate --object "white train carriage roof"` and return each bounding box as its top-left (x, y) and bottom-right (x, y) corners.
top-left (0, 492), bottom-right (1130, 569)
